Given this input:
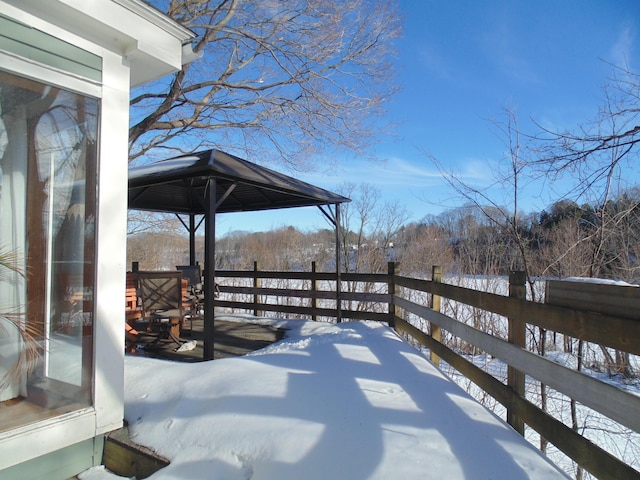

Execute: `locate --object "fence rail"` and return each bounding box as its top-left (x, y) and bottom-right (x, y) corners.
top-left (214, 263), bottom-right (640, 480)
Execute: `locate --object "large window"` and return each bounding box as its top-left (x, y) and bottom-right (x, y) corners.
top-left (0, 69), bottom-right (99, 431)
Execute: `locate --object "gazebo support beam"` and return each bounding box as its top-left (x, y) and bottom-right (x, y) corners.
top-left (195, 180), bottom-right (243, 360)
top-left (203, 178), bottom-right (216, 360)
top-left (189, 214), bottom-right (196, 266)
top-left (174, 213), bottom-right (200, 266)
top-left (318, 204), bottom-right (342, 323)
top-left (335, 203), bottom-right (342, 323)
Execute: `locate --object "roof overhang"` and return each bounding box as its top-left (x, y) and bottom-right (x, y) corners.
top-left (3, 0), bottom-right (198, 86)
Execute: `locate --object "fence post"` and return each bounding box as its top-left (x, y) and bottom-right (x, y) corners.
top-left (253, 261), bottom-right (262, 317)
top-left (388, 262), bottom-right (400, 328)
top-left (508, 270), bottom-right (526, 435)
top-left (429, 265), bottom-right (442, 367)
top-left (311, 261), bottom-right (318, 321)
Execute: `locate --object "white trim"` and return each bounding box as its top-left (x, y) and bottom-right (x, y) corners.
top-left (1, 0), bottom-right (197, 87)
top-left (0, 408), bottom-right (97, 469)
top-left (0, 49), bottom-right (101, 98)
top-left (91, 49), bottom-right (129, 436)
top-left (0, 2), bottom-right (107, 59)
top-left (112, 0), bottom-right (195, 41)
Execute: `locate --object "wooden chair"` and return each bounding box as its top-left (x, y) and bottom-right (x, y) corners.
top-left (125, 272), bottom-right (143, 325)
top-left (176, 265), bottom-right (202, 333)
top-left (134, 271), bottom-right (186, 347)
top-left (124, 272), bottom-right (143, 352)
top-left (176, 265), bottom-right (201, 288)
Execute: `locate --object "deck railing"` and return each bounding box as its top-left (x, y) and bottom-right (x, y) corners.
top-left (214, 262), bottom-right (640, 480)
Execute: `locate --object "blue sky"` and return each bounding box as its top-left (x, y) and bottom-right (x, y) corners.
top-left (217, 0), bottom-right (640, 236)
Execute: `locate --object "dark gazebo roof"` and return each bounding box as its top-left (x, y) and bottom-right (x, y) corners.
top-left (128, 149), bottom-right (350, 214)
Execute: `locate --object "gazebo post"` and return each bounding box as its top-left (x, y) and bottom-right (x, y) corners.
top-left (189, 214), bottom-right (196, 266)
top-left (317, 203), bottom-right (343, 323)
top-left (335, 203), bottom-right (342, 323)
top-left (203, 178), bottom-right (216, 360)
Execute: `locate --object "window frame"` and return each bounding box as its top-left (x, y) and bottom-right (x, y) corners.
top-left (0, 32), bottom-right (127, 470)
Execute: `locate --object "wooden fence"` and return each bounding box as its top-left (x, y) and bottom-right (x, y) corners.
top-left (214, 262), bottom-right (640, 480)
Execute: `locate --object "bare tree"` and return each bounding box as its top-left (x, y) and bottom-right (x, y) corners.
top-left (336, 182), bottom-right (379, 274)
top-left (531, 65), bottom-right (640, 195)
top-left (429, 109), bottom-right (539, 296)
top-left (334, 183), bottom-right (409, 315)
top-left (370, 199), bottom-right (411, 264)
top-left (127, 211), bottom-right (185, 236)
top-left (529, 64), bottom-right (640, 278)
top-left (428, 108), bottom-right (558, 453)
top-left (535, 212), bottom-right (593, 279)
top-left (336, 182), bottom-right (409, 274)
top-left (127, 231), bottom-right (190, 270)
top-left (129, 0), bottom-right (401, 168)
top-left (396, 221), bottom-right (454, 277)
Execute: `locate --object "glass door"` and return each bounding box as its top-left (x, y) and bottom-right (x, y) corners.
top-left (0, 69), bottom-right (98, 430)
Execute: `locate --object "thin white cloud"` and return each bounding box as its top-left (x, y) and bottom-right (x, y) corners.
top-left (341, 157), bottom-right (444, 188)
top-left (380, 157), bottom-right (442, 182)
top-left (609, 23), bottom-right (635, 69)
top-left (457, 157), bottom-right (495, 183)
top-left (480, 20), bottom-right (541, 87)
top-left (416, 46), bottom-right (456, 82)
top-left (303, 155), bottom-right (495, 190)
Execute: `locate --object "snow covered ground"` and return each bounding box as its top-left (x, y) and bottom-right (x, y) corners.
top-left (80, 315), bottom-right (568, 479)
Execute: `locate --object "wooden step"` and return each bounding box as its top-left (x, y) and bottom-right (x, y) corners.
top-left (103, 426), bottom-right (169, 479)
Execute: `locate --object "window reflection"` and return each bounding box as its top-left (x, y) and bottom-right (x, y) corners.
top-left (0, 70), bottom-right (98, 431)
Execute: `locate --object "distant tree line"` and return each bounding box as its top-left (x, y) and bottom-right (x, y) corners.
top-left (127, 184), bottom-right (640, 284)
top-left (423, 187), bottom-right (640, 283)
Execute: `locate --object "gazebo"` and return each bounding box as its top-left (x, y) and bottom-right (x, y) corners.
top-left (128, 149), bottom-right (350, 360)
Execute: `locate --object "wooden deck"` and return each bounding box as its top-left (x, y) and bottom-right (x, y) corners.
top-left (127, 316), bottom-right (285, 362)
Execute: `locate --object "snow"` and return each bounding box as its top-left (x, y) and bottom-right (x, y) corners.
top-left (563, 277), bottom-right (638, 286)
top-left (80, 315), bottom-right (568, 479)
top-left (128, 156), bottom-right (199, 178)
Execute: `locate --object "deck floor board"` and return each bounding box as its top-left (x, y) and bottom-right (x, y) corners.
top-left (129, 317), bottom-right (285, 362)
